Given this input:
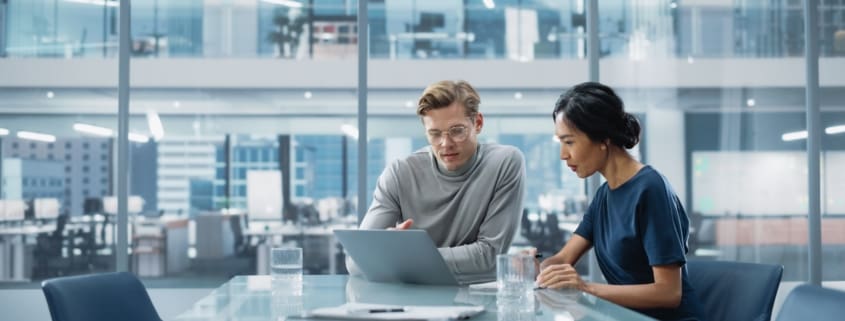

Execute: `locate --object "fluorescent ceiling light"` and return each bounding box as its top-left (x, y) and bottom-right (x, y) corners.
top-left (261, 0), bottom-right (303, 8)
top-left (128, 133), bottom-right (150, 143)
top-left (780, 124), bottom-right (845, 141)
top-left (341, 124), bottom-right (359, 140)
top-left (781, 130), bottom-right (808, 142)
top-left (146, 110), bottom-right (165, 141)
top-left (64, 0), bottom-right (119, 7)
top-left (825, 125), bottom-right (845, 135)
top-left (73, 123), bottom-right (113, 137)
top-left (17, 131), bottom-right (56, 143)
top-left (0, 128), bottom-right (9, 136)
top-left (483, 0), bottom-right (495, 9)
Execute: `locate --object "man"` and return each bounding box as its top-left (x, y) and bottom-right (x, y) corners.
top-left (347, 80), bottom-right (526, 284)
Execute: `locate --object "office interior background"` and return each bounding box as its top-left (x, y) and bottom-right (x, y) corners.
top-left (0, 0), bottom-right (844, 319)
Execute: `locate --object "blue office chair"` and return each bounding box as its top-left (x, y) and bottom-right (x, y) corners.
top-left (775, 284), bottom-right (845, 321)
top-left (687, 260), bottom-right (783, 321)
top-left (41, 272), bottom-right (162, 321)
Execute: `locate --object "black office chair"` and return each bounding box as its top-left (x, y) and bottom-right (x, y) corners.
top-left (775, 284), bottom-right (845, 321)
top-left (688, 260), bottom-right (783, 321)
top-left (41, 272), bottom-right (162, 321)
top-left (33, 214), bottom-right (70, 278)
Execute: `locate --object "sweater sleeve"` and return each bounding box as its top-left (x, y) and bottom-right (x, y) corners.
top-left (438, 149), bottom-right (526, 284)
top-left (345, 162), bottom-right (403, 277)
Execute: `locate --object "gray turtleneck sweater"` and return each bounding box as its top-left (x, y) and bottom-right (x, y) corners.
top-left (347, 143), bottom-right (526, 284)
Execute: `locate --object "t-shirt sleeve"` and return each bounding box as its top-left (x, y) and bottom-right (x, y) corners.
top-left (574, 187), bottom-right (602, 242)
top-left (638, 179), bottom-right (688, 267)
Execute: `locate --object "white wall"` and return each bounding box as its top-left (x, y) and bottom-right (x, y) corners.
top-left (2, 58), bottom-right (844, 88)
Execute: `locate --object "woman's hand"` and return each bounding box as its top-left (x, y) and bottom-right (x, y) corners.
top-left (536, 263), bottom-right (587, 291)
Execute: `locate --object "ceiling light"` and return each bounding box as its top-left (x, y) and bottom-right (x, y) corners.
top-left (483, 0), bottom-right (495, 9)
top-left (17, 131), bottom-right (56, 143)
top-left (146, 110), bottom-right (165, 141)
top-left (172, 101), bottom-right (181, 108)
top-left (405, 100), bottom-right (415, 108)
top-left (825, 125), bottom-right (845, 135)
top-left (46, 91), bottom-right (54, 99)
top-left (73, 123), bottom-right (113, 137)
top-left (261, 0), bottom-right (303, 8)
top-left (0, 128), bottom-right (9, 136)
top-left (746, 98), bottom-right (756, 107)
top-left (304, 91), bottom-right (312, 99)
top-left (341, 124), bottom-right (359, 140)
top-left (128, 133), bottom-right (150, 143)
top-left (64, 0), bottom-right (119, 7)
top-left (514, 92), bottom-right (523, 100)
top-left (781, 130), bottom-right (808, 142)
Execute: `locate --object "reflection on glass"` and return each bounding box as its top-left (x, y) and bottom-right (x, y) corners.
top-left (535, 289), bottom-right (583, 321)
top-left (0, 116), bottom-right (118, 281)
top-left (497, 291), bottom-right (537, 321)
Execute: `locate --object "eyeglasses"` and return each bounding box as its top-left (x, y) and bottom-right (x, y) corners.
top-left (427, 125), bottom-right (470, 144)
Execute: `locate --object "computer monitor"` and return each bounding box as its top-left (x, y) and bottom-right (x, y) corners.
top-left (102, 196), bottom-right (144, 214)
top-left (1, 200), bottom-right (26, 221)
top-left (83, 197), bottom-right (104, 214)
top-left (33, 198), bottom-right (60, 219)
top-left (246, 170), bottom-right (283, 221)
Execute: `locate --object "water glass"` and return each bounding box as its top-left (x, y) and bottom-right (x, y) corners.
top-left (271, 247), bottom-right (303, 296)
top-left (496, 254), bottom-right (536, 301)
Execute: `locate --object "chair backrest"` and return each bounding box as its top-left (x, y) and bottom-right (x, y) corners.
top-left (687, 260), bottom-right (783, 321)
top-left (41, 272), bottom-right (162, 321)
top-left (775, 284), bottom-right (845, 321)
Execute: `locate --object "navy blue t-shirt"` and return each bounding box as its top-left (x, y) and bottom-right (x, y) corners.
top-left (574, 166), bottom-right (704, 321)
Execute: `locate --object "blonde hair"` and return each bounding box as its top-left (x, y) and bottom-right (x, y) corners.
top-left (417, 80), bottom-right (480, 117)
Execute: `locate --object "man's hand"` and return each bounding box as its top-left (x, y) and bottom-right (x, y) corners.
top-left (388, 219), bottom-right (414, 230)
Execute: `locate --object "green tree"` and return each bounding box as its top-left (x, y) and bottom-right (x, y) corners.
top-left (267, 10), bottom-right (307, 58)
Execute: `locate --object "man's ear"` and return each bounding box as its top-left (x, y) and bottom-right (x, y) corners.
top-left (474, 112), bottom-right (484, 133)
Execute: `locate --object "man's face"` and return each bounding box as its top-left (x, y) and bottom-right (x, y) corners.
top-left (422, 102), bottom-right (483, 171)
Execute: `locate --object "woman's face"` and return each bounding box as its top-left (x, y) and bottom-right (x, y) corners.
top-left (554, 116), bottom-right (607, 179)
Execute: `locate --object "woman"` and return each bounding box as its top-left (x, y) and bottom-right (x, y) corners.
top-left (535, 82), bottom-right (703, 321)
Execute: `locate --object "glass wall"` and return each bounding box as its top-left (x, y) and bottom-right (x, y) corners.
top-left (1, 0), bottom-right (842, 305)
top-left (0, 90), bottom-right (119, 280)
top-left (597, 0), bottom-right (844, 284)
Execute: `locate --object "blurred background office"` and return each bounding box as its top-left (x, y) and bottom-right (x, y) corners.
top-left (0, 0), bottom-right (844, 317)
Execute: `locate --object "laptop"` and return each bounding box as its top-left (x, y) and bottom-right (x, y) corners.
top-left (334, 229), bottom-right (459, 286)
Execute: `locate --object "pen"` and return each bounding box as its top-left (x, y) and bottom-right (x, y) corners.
top-left (368, 308), bottom-right (405, 313)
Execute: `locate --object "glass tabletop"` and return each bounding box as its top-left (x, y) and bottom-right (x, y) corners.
top-left (174, 275), bottom-right (656, 321)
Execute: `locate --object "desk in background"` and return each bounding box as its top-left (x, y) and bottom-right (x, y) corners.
top-left (0, 224), bottom-right (55, 281)
top-left (246, 223), bottom-right (356, 275)
top-left (175, 275), bottom-right (656, 321)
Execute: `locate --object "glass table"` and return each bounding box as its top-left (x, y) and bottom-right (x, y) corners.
top-left (175, 275), bottom-right (656, 321)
